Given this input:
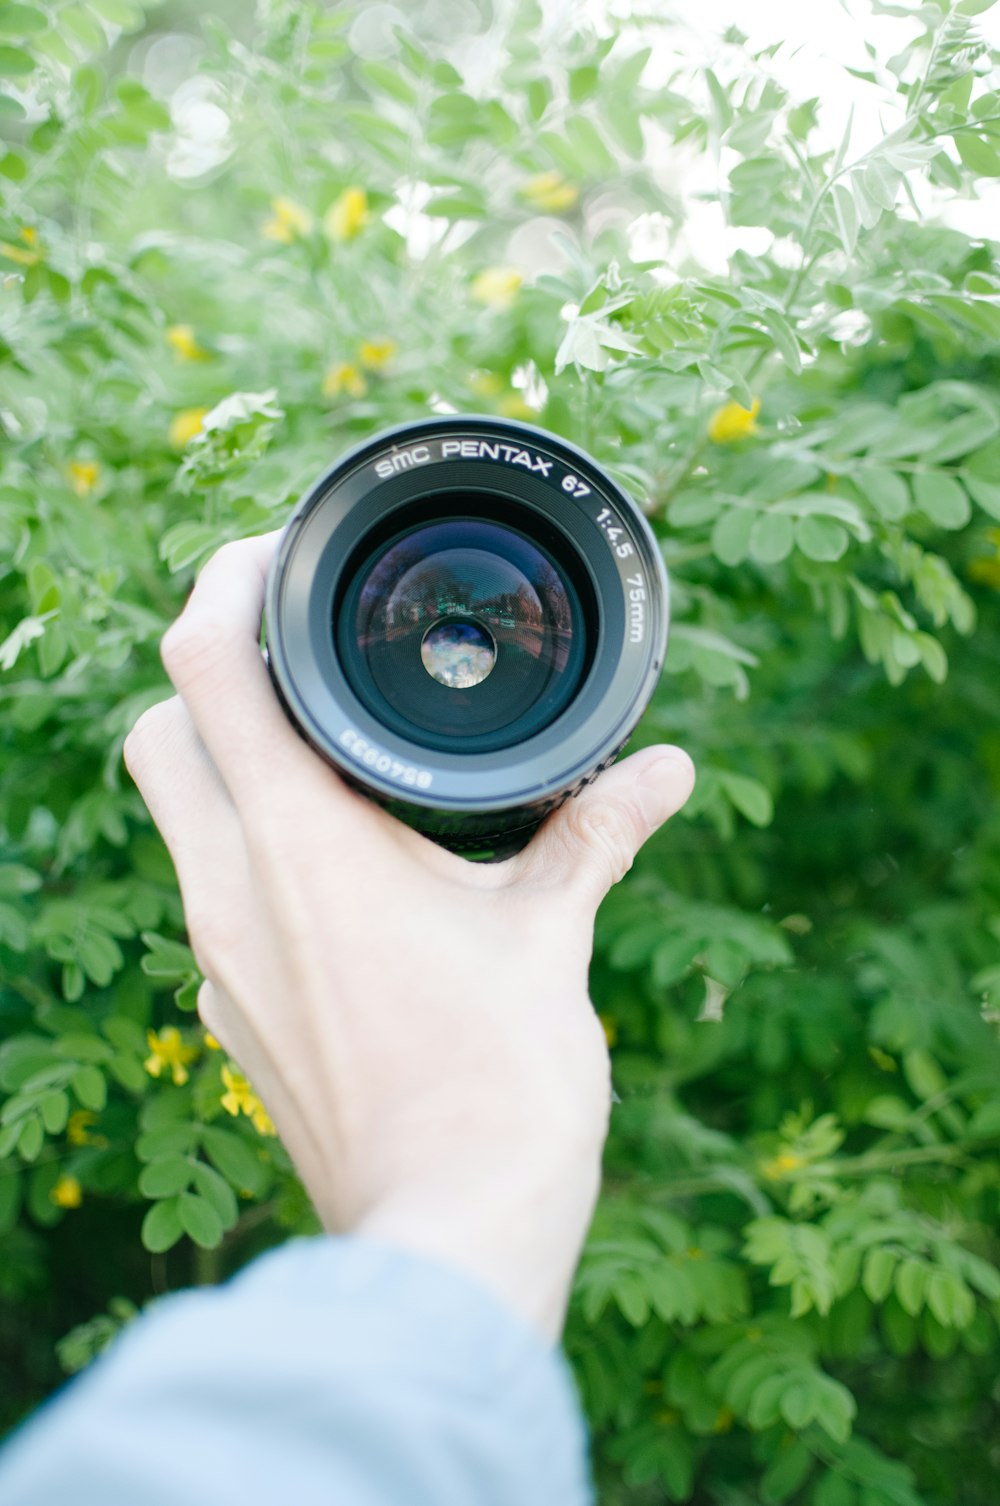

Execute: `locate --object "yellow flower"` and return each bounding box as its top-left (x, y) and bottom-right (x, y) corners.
top-left (968, 527), bottom-right (1000, 590)
top-left (262, 196), bottom-right (313, 243)
top-left (761, 1149), bottom-right (804, 1181)
top-left (220, 1065), bottom-right (276, 1137)
top-left (0, 226), bottom-right (43, 266)
top-left (471, 266), bottom-right (523, 309)
top-left (144, 1026), bottom-right (198, 1087)
top-left (708, 397), bottom-right (761, 444)
top-left (203, 1031), bottom-right (222, 1051)
top-left (599, 1013), bottom-right (617, 1048)
top-left (166, 324), bottom-right (209, 362)
top-left (67, 460), bottom-right (101, 497)
top-left (50, 1175), bottom-right (82, 1209)
top-left (168, 406), bottom-right (210, 449)
top-left (497, 393), bottom-right (536, 421)
top-left (520, 170), bottom-right (579, 213)
top-left (66, 1110), bottom-right (104, 1147)
top-left (469, 370), bottom-right (503, 399)
top-left (324, 186), bottom-right (369, 242)
top-left (322, 361), bottom-right (367, 400)
top-left (357, 338), bottom-right (398, 371)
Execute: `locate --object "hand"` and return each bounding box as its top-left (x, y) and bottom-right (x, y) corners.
top-left (124, 533), bottom-right (695, 1341)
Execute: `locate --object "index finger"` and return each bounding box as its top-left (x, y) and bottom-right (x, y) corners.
top-left (159, 533), bottom-right (346, 820)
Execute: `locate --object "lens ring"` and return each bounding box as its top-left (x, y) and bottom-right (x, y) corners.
top-left (265, 415), bottom-right (669, 852)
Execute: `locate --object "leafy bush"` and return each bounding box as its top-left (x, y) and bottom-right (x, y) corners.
top-left (2, 2), bottom-right (999, 1501)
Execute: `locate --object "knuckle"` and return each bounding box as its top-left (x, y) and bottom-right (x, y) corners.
top-left (123, 698), bottom-right (179, 775)
top-left (160, 615), bottom-right (227, 685)
top-left (186, 908), bottom-right (240, 976)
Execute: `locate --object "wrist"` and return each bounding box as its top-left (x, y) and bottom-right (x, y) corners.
top-left (353, 1137), bottom-right (604, 1343)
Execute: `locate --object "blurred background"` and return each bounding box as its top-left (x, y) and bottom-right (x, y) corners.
top-left (1, 2), bottom-right (999, 1502)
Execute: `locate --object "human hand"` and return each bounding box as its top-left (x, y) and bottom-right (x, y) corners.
top-left (124, 533), bottom-right (695, 1341)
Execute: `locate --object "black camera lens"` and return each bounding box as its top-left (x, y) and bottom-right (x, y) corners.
top-left (264, 416), bottom-right (668, 859)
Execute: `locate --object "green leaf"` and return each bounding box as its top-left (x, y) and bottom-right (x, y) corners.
top-left (855, 467), bottom-right (910, 520)
top-left (761, 308), bottom-right (802, 374)
top-left (718, 770), bottom-right (774, 827)
top-left (795, 516), bottom-right (848, 560)
top-left (750, 512), bottom-right (795, 563)
top-left (961, 469), bottom-right (1000, 520)
top-left (70, 1065), bottom-right (106, 1111)
top-left (136, 1124), bottom-right (195, 1161)
top-left (138, 1156), bottom-right (193, 1198)
top-left (191, 1160), bottom-right (239, 1229)
top-left (0, 42), bottom-right (34, 73)
top-left (40, 1089), bottom-right (69, 1135)
top-left (712, 508), bottom-right (755, 566)
top-left (18, 1113), bottom-right (43, 1160)
top-left (895, 1257), bottom-right (928, 1316)
top-left (177, 1191), bottom-right (223, 1248)
top-left (0, 5), bottom-right (47, 34)
top-left (200, 1124), bottom-right (269, 1194)
top-left (360, 60), bottom-right (416, 105)
top-left (862, 1247), bottom-right (897, 1303)
top-left (141, 1196), bottom-right (184, 1253)
top-left (912, 471), bottom-right (971, 529)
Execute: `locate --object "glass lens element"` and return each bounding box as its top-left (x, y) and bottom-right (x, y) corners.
top-left (341, 516), bottom-right (587, 752)
top-left (420, 618), bottom-right (497, 688)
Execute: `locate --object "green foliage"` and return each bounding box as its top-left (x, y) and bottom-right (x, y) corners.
top-left (1, 0), bottom-right (999, 1500)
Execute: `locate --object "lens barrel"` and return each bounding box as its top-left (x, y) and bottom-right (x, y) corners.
top-left (264, 415), bottom-right (668, 859)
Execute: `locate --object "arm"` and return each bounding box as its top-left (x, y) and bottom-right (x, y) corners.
top-left (0, 532), bottom-right (694, 1502)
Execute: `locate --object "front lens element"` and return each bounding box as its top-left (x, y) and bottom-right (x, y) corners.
top-left (420, 618), bottom-right (497, 688)
top-left (337, 512), bottom-right (590, 753)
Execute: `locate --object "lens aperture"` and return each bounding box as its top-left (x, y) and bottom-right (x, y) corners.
top-left (337, 513), bottom-right (589, 753)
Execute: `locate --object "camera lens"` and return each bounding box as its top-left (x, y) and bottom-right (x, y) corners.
top-left (336, 512), bottom-right (590, 753)
top-left (265, 416), bottom-right (668, 859)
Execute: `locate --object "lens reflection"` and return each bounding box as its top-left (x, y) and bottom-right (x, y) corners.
top-left (420, 618), bottom-right (497, 688)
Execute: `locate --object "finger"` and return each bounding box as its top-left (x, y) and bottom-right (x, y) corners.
top-left (513, 745), bottom-right (695, 907)
top-left (159, 533), bottom-right (343, 819)
top-left (123, 695), bottom-right (247, 938)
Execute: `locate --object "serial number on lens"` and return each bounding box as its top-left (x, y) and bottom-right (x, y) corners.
top-left (339, 729), bottom-right (433, 788)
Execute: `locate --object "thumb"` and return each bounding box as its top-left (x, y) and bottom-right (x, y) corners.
top-left (516, 745), bottom-right (695, 905)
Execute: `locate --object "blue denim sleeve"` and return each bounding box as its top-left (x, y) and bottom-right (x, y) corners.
top-left (0, 1235), bottom-right (595, 1506)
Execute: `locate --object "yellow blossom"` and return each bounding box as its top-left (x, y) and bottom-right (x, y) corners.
top-left (520, 170), bottom-right (579, 214)
top-left (67, 460), bottom-right (101, 497)
top-left (469, 370), bottom-right (503, 399)
top-left (471, 266), bottom-right (523, 309)
top-left (168, 407), bottom-right (210, 449)
top-left (712, 1406), bottom-right (735, 1434)
top-left (357, 337), bottom-right (398, 371)
top-left (497, 393), bottom-right (536, 421)
top-left (599, 1013), bottom-right (617, 1048)
top-left (144, 1026), bottom-right (198, 1087)
top-left (220, 1065), bottom-right (276, 1136)
top-left (66, 1110), bottom-right (107, 1147)
top-left (708, 397), bottom-right (761, 444)
top-left (0, 226), bottom-right (43, 266)
top-left (203, 1031), bottom-right (222, 1051)
top-left (50, 1175), bottom-right (82, 1209)
top-left (262, 196), bottom-right (313, 243)
top-left (322, 361), bottom-right (367, 400)
top-left (166, 323), bottom-right (209, 362)
top-left (761, 1149), bottom-right (804, 1181)
top-left (324, 186), bottom-right (369, 242)
top-left (968, 528), bottom-right (1000, 590)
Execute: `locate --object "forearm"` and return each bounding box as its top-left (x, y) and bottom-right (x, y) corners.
top-left (0, 1237), bottom-right (595, 1506)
